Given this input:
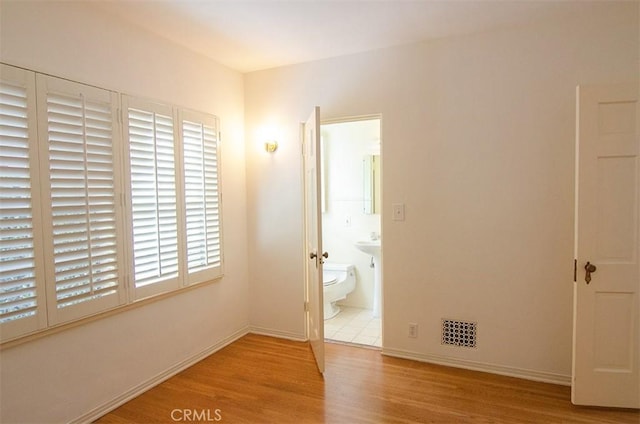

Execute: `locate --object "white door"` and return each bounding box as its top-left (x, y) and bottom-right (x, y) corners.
top-left (303, 106), bottom-right (325, 373)
top-left (573, 83), bottom-right (640, 407)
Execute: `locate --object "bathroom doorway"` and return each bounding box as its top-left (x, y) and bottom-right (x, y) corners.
top-left (320, 116), bottom-right (382, 348)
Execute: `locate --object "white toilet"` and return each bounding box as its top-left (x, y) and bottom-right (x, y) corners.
top-left (323, 262), bottom-right (356, 319)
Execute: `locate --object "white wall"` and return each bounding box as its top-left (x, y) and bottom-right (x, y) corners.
top-left (322, 120), bottom-right (381, 309)
top-left (245, 2), bottom-right (639, 380)
top-left (0, 2), bottom-right (248, 423)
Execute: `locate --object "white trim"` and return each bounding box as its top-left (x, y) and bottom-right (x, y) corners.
top-left (321, 113), bottom-right (382, 125)
top-left (382, 347), bottom-right (571, 386)
top-left (72, 326), bottom-right (250, 424)
top-left (249, 326), bottom-right (307, 342)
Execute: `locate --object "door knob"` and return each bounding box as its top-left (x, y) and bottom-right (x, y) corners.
top-left (320, 251), bottom-right (329, 264)
top-left (584, 261), bottom-right (597, 284)
top-left (309, 252), bottom-right (328, 259)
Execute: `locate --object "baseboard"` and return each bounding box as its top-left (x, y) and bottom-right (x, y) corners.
top-left (382, 347), bottom-right (571, 386)
top-left (249, 325), bottom-right (307, 342)
top-left (73, 325), bottom-right (251, 424)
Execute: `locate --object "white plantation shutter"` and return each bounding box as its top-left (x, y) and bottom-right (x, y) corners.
top-left (123, 97), bottom-right (180, 299)
top-left (0, 65), bottom-right (226, 341)
top-left (36, 75), bottom-right (125, 325)
top-left (0, 65), bottom-right (47, 340)
top-left (180, 110), bottom-right (223, 284)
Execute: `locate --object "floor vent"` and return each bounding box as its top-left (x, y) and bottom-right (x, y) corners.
top-left (442, 319), bottom-right (477, 348)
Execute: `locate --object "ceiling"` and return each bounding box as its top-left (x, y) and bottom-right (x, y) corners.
top-left (95, 0), bottom-right (598, 73)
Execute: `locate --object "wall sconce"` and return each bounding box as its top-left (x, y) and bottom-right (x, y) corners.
top-left (265, 140), bottom-right (278, 153)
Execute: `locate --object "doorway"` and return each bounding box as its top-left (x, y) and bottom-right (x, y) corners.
top-left (320, 116), bottom-right (382, 348)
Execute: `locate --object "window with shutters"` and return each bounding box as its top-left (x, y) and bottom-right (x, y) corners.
top-left (123, 98), bottom-right (180, 299)
top-left (181, 110), bottom-right (222, 284)
top-left (0, 65), bottom-right (47, 340)
top-left (36, 75), bottom-right (126, 325)
top-left (0, 65), bottom-right (224, 342)
top-left (123, 100), bottom-right (224, 299)
top-left (1, 66), bottom-right (127, 340)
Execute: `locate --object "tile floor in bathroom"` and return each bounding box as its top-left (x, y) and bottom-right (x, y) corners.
top-left (324, 306), bottom-right (381, 348)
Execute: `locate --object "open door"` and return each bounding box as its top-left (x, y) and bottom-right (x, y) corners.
top-left (572, 83), bottom-right (640, 407)
top-left (303, 106), bottom-right (325, 373)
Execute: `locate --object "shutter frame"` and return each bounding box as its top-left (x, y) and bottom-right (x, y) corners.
top-left (179, 109), bottom-right (224, 285)
top-left (122, 96), bottom-right (181, 300)
top-left (0, 64), bottom-right (48, 341)
top-left (36, 74), bottom-right (126, 325)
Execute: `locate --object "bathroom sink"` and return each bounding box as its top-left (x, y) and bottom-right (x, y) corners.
top-left (354, 240), bottom-right (382, 318)
top-left (354, 240), bottom-right (381, 256)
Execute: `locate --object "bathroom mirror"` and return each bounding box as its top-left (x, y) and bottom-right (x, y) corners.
top-left (363, 154), bottom-right (380, 214)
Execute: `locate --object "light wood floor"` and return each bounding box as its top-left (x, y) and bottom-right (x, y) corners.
top-left (97, 334), bottom-right (639, 423)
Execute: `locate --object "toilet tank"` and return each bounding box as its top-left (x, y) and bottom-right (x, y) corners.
top-left (323, 262), bottom-right (355, 279)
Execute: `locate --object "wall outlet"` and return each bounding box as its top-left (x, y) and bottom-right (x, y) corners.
top-left (408, 323), bottom-right (418, 338)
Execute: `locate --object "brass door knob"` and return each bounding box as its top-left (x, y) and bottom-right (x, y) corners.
top-left (584, 261), bottom-right (597, 284)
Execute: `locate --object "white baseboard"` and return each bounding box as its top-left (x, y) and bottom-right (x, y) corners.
top-left (73, 326), bottom-right (251, 424)
top-left (249, 325), bottom-right (307, 342)
top-left (382, 347), bottom-right (571, 386)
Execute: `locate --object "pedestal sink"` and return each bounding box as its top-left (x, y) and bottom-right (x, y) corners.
top-left (353, 240), bottom-right (381, 256)
top-left (354, 240), bottom-right (382, 318)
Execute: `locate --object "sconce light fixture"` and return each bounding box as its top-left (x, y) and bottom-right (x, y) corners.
top-left (265, 140), bottom-right (278, 153)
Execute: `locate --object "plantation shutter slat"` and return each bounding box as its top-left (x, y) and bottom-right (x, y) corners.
top-left (181, 111), bottom-right (223, 284)
top-left (37, 75), bottom-right (125, 325)
top-left (0, 65), bottom-right (47, 341)
top-left (124, 98), bottom-right (180, 299)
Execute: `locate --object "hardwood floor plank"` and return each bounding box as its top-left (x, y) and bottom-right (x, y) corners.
top-left (96, 334), bottom-right (639, 423)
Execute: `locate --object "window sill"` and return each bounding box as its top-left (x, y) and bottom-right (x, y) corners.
top-left (0, 275), bottom-right (223, 350)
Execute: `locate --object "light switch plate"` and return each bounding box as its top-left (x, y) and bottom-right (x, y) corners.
top-left (392, 203), bottom-right (405, 221)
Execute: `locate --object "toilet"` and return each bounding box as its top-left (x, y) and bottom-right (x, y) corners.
top-left (323, 262), bottom-right (356, 319)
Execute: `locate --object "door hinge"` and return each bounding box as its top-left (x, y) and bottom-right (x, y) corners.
top-left (573, 259), bottom-right (577, 282)
top-left (304, 301), bottom-right (309, 312)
